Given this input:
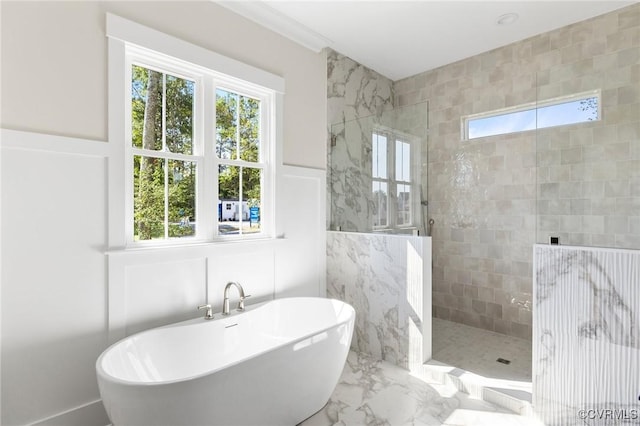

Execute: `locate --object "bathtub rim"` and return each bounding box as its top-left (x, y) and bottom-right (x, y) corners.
top-left (96, 296), bottom-right (355, 387)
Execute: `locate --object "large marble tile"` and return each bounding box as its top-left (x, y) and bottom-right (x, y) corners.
top-left (327, 232), bottom-right (431, 370)
top-left (301, 351), bottom-right (541, 426)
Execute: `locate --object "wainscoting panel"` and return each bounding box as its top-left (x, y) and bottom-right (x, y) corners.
top-left (124, 257), bottom-right (208, 336)
top-left (275, 166), bottom-right (327, 298)
top-left (1, 129), bottom-right (326, 426)
top-left (1, 130), bottom-right (110, 426)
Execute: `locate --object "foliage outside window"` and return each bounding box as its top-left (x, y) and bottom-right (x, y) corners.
top-left (216, 89), bottom-right (263, 236)
top-left (129, 54), bottom-right (272, 244)
top-left (132, 65), bottom-right (196, 240)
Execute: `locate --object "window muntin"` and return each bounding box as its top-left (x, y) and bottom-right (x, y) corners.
top-left (131, 64), bottom-right (197, 241)
top-left (372, 133), bottom-right (388, 228)
top-left (372, 131), bottom-right (414, 230)
top-left (464, 90), bottom-right (600, 140)
top-left (395, 140), bottom-right (411, 227)
top-left (126, 49), bottom-right (273, 245)
top-left (216, 89), bottom-right (264, 236)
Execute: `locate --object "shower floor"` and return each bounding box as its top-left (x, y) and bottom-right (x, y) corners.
top-left (432, 318), bottom-right (532, 383)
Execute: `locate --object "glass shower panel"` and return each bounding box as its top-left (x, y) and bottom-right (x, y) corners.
top-left (535, 52), bottom-right (640, 249)
top-left (329, 101), bottom-right (428, 234)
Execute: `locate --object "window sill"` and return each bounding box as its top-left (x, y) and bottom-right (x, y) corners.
top-left (106, 234), bottom-right (286, 256)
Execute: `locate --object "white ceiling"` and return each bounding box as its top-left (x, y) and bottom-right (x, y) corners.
top-left (218, 1), bottom-right (636, 81)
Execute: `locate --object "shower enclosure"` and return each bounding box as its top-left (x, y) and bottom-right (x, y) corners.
top-left (325, 6), bottom-right (639, 422)
top-left (328, 101), bottom-right (429, 235)
top-left (326, 100), bottom-right (432, 370)
top-left (327, 47), bottom-right (639, 426)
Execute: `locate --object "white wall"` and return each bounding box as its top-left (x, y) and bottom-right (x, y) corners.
top-left (0, 0), bottom-right (326, 169)
top-left (0, 2), bottom-right (327, 425)
top-left (1, 131), bottom-right (111, 426)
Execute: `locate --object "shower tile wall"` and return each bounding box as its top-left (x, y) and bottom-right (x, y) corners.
top-left (327, 231), bottom-right (431, 370)
top-left (535, 6), bottom-right (640, 249)
top-left (327, 49), bottom-right (394, 130)
top-left (327, 49), bottom-right (394, 231)
top-left (393, 4), bottom-right (640, 340)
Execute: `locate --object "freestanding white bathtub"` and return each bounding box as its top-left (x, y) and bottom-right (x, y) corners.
top-left (96, 297), bottom-right (355, 426)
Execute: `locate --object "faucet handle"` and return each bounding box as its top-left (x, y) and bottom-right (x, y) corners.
top-left (198, 304), bottom-right (214, 320)
top-left (237, 294), bottom-right (251, 311)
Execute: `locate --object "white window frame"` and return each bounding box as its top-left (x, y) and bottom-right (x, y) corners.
top-left (372, 127), bottom-right (418, 231)
top-left (395, 138), bottom-right (412, 228)
top-left (372, 131), bottom-right (389, 230)
top-left (106, 14), bottom-right (284, 249)
top-left (461, 89), bottom-right (601, 141)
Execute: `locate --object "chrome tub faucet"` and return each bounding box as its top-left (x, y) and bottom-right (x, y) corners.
top-left (198, 304), bottom-right (214, 320)
top-left (223, 282), bottom-right (250, 315)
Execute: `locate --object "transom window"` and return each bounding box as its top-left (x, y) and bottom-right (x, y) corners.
top-left (463, 90), bottom-right (600, 140)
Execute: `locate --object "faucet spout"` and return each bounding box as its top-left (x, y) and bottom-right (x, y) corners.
top-left (222, 282), bottom-right (250, 315)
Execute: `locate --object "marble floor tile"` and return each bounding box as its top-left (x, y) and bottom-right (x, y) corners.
top-left (300, 351), bottom-right (540, 426)
top-left (432, 318), bottom-right (532, 382)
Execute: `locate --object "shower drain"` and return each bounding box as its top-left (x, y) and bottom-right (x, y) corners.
top-left (496, 357), bottom-right (511, 365)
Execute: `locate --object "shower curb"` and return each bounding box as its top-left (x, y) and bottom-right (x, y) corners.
top-left (418, 359), bottom-right (540, 420)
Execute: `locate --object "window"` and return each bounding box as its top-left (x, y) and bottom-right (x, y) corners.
top-left (215, 88), bottom-right (264, 235)
top-left (372, 132), bottom-right (388, 228)
top-left (463, 90), bottom-right (600, 140)
top-left (372, 130), bottom-right (415, 230)
top-left (131, 64), bottom-right (196, 240)
top-left (128, 54), bottom-right (273, 243)
top-left (395, 140), bottom-right (412, 226)
top-left (107, 14), bottom-right (283, 247)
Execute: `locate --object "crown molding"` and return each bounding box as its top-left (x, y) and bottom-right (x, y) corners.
top-left (215, 1), bottom-right (332, 53)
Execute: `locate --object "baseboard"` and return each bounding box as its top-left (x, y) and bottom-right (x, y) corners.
top-left (29, 400), bottom-right (110, 426)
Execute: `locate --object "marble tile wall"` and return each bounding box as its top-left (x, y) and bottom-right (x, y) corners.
top-left (327, 231), bottom-right (432, 371)
top-left (329, 104), bottom-right (429, 233)
top-left (393, 4), bottom-right (640, 340)
top-left (327, 49), bottom-right (429, 233)
top-left (329, 111), bottom-right (382, 232)
top-left (327, 49), bottom-right (394, 128)
top-left (326, 52), bottom-right (433, 371)
top-left (533, 244), bottom-right (639, 425)
top-left (327, 49), bottom-right (393, 232)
